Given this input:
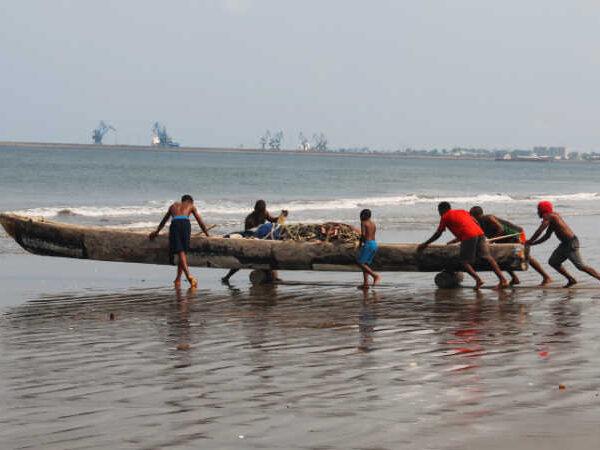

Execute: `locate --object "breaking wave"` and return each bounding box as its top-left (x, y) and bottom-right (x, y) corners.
top-left (9, 192), bottom-right (598, 219)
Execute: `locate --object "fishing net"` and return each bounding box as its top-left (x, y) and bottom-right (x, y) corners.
top-left (278, 223), bottom-right (360, 243)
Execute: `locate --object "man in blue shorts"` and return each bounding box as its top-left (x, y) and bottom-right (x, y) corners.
top-left (357, 209), bottom-right (380, 290)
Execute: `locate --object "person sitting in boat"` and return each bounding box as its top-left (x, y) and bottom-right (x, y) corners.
top-left (222, 200), bottom-right (288, 283)
top-left (417, 201), bottom-right (509, 290)
top-left (149, 194), bottom-right (211, 289)
top-left (468, 206), bottom-right (551, 286)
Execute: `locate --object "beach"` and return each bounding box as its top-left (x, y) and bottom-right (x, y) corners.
top-left (2, 146), bottom-right (600, 448)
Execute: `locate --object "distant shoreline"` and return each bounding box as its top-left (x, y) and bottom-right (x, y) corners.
top-left (0, 140), bottom-right (590, 162)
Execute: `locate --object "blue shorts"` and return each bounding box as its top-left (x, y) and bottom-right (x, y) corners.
top-left (358, 241), bottom-right (378, 265)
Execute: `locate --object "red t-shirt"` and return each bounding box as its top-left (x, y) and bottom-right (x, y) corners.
top-left (438, 209), bottom-right (484, 242)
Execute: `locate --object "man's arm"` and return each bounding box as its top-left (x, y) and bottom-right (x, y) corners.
top-left (192, 207), bottom-right (211, 237)
top-left (266, 210), bottom-right (278, 223)
top-left (526, 219), bottom-right (551, 246)
top-left (417, 228), bottom-right (443, 253)
top-left (359, 222), bottom-right (366, 247)
top-left (488, 216), bottom-right (505, 236)
top-left (149, 207), bottom-right (172, 240)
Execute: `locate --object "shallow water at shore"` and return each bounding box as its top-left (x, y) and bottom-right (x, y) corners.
top-left (2, 255), bottom-right (600, 448)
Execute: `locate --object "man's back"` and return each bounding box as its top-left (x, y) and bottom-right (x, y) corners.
top-left (439, 209), bottom-right (483, 242)
top-left (547, 213), bottom-right (576, 242)
top-left (170, 202), bottom-right (194, 217)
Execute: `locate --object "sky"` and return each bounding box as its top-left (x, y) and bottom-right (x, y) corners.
top-left (2, 0), bottom-right (600, 150)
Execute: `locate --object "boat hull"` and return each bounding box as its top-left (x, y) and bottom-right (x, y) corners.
top-left (0, 214), bottom-right (527, 272)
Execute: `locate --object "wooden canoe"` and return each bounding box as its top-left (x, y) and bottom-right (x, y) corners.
top-left (0, 213), bottom-right (527, 273)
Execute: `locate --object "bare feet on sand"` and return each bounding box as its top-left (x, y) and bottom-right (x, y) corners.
top-left (563, 279), bottom-right (578, 288)
top-left (174, 280), bottom-right (181, 289)
top-left (372, 275), bottom-right (381, 287)
top-left (357, 285), bottom-right (370, 290)
top-left (510, 277), bottom-right (521, 286)
top-left (492, 281), bottom-right (510, 291)
top-left (188, 277), bottom-right (198, 288)
top-left (474, 279), bottom-right (485, 290)
top-left (539, 277), bottom-right (552, 287)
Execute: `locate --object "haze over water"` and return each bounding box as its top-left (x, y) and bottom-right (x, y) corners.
top-left (2, 146), bottom-right (600, 448)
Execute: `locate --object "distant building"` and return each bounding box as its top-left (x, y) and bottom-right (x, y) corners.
top-left (533, 146), bottom-right (567, 159)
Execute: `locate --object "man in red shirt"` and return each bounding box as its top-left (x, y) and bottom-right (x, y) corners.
top-left (417, 202), bottom-right (509, 290)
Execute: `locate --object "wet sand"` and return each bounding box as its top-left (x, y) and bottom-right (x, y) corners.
top-left (3, 214), bottom-right (600, 448)
top-left (2, 251), bottom-right (600, 448)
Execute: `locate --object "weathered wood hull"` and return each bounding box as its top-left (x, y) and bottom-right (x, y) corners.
top-left (0, 214), bottom-right (527, 272)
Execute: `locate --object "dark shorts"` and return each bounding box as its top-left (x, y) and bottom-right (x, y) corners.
top-left (549, 237), bottom-right (584, 269)
top-left (460, 235), bottom-right (491, 264)
top-left (169, 219), bottom-right (191, 255)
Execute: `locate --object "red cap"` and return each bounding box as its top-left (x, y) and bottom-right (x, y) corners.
top-left (537, 201), bottom-right (553, 216)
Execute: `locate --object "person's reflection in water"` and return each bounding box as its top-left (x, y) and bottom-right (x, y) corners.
top-left (358, 290), bottom-right (380, 353)
top-left (170, 287), bottom-right (197, 363)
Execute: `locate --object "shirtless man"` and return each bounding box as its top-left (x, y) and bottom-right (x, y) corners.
top-left (526, 201), bottom-right (600, 287)
top-left (469, 206), bottom-right (551, 286)
top-left (357, 209), bottom-right (380, 290)
top-left (149, 195), bottom-right (211, 289)
top-left (418, 202), bottom-right (509, 290)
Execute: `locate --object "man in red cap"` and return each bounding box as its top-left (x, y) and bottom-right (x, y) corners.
top-left (418, 201), bottom-right (509, 290)
top-left (526, 201), bottom-right (600, 287)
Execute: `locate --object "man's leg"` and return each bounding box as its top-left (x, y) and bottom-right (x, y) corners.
top-left (461, 263), bottom-right (485, 289)
top-left (174, 261), bottom-right (183, 288)
top-left (569, 243), bottom-right (600, 282)
top-left (357, 263), bottom-right (379, 288)
top-left (577, 265), bottom-right (600, 281)
top-left (549, 245), bottom-right (577, 287)
top-left (476, 236), bottom-right (508, 290)
top-left (508, 270), bottom-right (521, 285)
top-left (482, 256), bottom-right (509, 290)
top-left (529, 257), bottom-right (552, 286)
top-left (179, 251), bottom-right (196, 286)
top-left (222, 269), bottom-right (238, 283)
top-left (550, 262), bottom-right (577, 287)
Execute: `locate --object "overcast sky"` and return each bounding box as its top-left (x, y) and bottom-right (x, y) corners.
top-left (2, 0), bottom-right (600, 150)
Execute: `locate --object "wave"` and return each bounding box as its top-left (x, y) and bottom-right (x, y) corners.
top-left (9, 192), bottom-right (598, 219)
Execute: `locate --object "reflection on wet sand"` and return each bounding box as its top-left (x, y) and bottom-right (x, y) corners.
top-left (1, 284), bottom-right (599, 449)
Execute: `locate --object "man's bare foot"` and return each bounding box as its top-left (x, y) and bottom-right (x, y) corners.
top-left (510, 277), bottom-right (521, 286)
top-left (563, 279), bottom-right (577, 288)
top-left (474, 279), bottom-right (485, 290)
top-left (188, 277), bottom-right (198, 288)
top-left (174, 280), bottom-right (181, 289)
top-left (492, 281), bottom-right (510, 291)
top-left (372, 275), bottom-right (381, 287)
top-left (539, 277), bottom-right (552, 287)
top-left (357, 285), bottom-right (370, 290)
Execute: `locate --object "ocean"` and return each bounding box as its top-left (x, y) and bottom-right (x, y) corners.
top-left (1, 145), bottom-right (600, 449)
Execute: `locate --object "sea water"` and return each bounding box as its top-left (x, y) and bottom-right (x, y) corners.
top-left (1, 146), bottom-right (600, 449)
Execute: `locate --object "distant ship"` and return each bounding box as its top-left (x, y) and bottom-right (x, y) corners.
top-left (151, 122), bottom-right (180, 148)
top-left (496, 154), bottom-right (551, 162)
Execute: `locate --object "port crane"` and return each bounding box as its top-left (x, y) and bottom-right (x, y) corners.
top-left (91, 121), bottom-right (116, 144)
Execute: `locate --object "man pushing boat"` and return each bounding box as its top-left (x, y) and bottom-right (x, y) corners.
top-left (417, 202), bottom-right (509, 290)
top-left (149, 195), bottom-right (211, 289)
top-left (526, 201), bottom-right (600, 287)
top-left (469, 206), bottom-right (551, 286)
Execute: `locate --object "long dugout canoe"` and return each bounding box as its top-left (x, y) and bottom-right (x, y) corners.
top-left (0, 214), bottom-right (527, 273)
